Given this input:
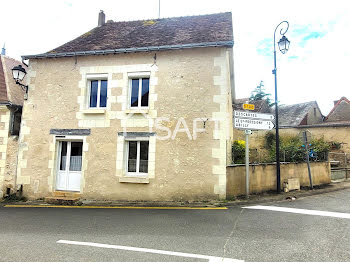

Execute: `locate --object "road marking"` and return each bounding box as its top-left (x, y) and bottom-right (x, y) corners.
top-left (57, 240), bottom-right (243, 262)
top-left (4, 205), bottom-right (227, 210)
top-left (243, 205), bottom-right (350, 219)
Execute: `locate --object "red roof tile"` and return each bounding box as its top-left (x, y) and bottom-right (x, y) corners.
top-left (0, 55), bottom-right (26, 105)
top-left (0, 57), bottom-right (7, 102)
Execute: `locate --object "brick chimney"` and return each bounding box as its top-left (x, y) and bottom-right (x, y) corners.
top-left (98, 10), bottom-right (105, 27)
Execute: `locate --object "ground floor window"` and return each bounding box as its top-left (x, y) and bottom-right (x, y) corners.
top-left (127, 140), bottom-right (149, 176)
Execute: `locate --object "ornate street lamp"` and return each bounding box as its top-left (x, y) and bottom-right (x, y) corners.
top-left (278, 35), bottom-right (290, 54)
top-left (12, 65), bottom-right (29, 99)
top-left (273, 21), bottom-right (290, 193)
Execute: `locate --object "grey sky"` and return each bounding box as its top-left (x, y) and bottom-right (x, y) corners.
top-left (1, 0), bottom-right (349, 114)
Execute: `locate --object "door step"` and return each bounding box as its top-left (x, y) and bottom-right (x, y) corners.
top-left (45, 192), bottom-right (81, 205)
top-left (52, 191), bottom-right (81, 198)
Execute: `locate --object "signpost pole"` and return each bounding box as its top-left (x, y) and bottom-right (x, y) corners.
top-left (303, 131), bottom-right (313, 189)
top-left (245, 130), bottom-right (251, 198)
top-left (233, 108), bottom-right (274, 198)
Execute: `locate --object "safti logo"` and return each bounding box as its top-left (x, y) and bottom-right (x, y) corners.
top-left (122, 113), bottom-right (223, 140)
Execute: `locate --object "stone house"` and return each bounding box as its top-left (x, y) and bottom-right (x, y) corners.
top-left (0, 53), bottom-right (26, 197)
top-left (325, 97), bottom-right (350, 122)
top-left (277, 101), bottom-right (324, 127)
top-left (17, 12), bottom-right (235, 201)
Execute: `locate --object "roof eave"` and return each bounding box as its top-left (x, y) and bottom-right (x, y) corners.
top-left (22, 41), bottom-right (234, 60)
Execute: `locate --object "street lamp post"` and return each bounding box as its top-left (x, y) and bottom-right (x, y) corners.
top-left (273, 21), bottom-right (290, 193)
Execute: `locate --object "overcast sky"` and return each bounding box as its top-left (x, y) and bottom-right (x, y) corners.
top-left (1, 0), bottom-right (349, 115)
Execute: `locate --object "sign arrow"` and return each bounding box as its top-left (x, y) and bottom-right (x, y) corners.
top-left (234, 117), bottom-right (275, 130)
top-left (234, 110), bottom-right (275, 120)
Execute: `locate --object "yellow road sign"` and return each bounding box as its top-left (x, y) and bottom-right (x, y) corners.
top-left (243, 103), bottom-right (255, 110)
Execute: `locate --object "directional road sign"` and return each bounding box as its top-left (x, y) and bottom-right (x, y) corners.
top-left (234, 110), bottom-right (274, 120)
top-left (234, 118), bottom-right (275, 130)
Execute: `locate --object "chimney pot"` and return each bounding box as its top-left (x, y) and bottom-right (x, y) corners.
top-left (98, 10), bottom-right (105, 27)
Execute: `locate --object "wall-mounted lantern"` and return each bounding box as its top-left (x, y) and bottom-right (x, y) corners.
top-left (12, 65), bottom-right (28, 100)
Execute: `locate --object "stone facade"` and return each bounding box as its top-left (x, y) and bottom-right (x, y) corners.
top-left (17, 47), bottom-right (234, 201)
top-left (303, 105), bottom-right (323, 125)
top-left (0, 106), bottom-right (20, 197)
top-left (0, 55), bottom-right (25, 198)
top-left (326, 99), bottom-right (350, 122)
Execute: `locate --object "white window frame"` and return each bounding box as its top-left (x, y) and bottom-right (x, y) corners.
top-left (128, 72), bottom-right (150, 109)
top-left (125, 138), bottom-right (149, 177)
top-left (86, 74), bottom-right (108, 109)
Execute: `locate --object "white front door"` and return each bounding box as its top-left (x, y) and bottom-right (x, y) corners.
top-left (56, 141), bottom-right (83, 192)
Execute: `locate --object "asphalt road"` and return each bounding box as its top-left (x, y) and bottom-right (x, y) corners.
top-left (1, 189), bottom-right (350, 262)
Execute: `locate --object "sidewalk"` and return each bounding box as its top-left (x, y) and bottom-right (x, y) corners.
top-left (223, 179), bottom-right (350, 207)
top-left (2, 180), bottom-right (350, 208)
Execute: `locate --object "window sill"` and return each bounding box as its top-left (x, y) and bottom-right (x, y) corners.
top-left (82, 109), bottom-right (106, 114)
top-left (125, 109), bottom-right (149, 114)
top-left (119, 177), bottom-right (149, 184)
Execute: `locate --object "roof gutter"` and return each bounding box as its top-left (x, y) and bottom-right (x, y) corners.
top-left (22, 41), bottom-right (234, 60)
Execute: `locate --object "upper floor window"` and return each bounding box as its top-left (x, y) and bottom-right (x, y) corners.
top-left (89, 80), bottom-right (107, 108)
top-left (10, 111), bottom-right (21, 136)
top-left (130, 78), bottom-right (149, 108)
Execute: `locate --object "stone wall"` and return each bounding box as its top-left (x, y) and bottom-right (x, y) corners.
top-left (0, 106), bottom-right (19, 197)
top-left (227, 161), bottom-right (331, 197)
top-left (17, 47), bottom-right (233, 201)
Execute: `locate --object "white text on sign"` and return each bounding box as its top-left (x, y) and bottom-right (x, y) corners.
top-left (234, 118), bottom-right (274, 130)
top-left (234, 110), bottom-right (275, 120)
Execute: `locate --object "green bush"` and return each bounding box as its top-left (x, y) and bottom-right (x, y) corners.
top-left (264, 132), bottom-right (275, 150)
top-left (263, 132), bottom-right (333, 163)
top-left (309, 137), bottom-right (331, 160)
top-left (232, 140), bottom-right (245, 164)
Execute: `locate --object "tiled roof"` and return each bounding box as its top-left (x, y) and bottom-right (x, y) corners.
top-left (23, 12), bottom-right (233, 59)
top-left (278, 101), bottom-right (319, 127)
top-left (0, 55), bottom-right (26, 106)
top-left (0, 57), bottom-right (7, 102)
